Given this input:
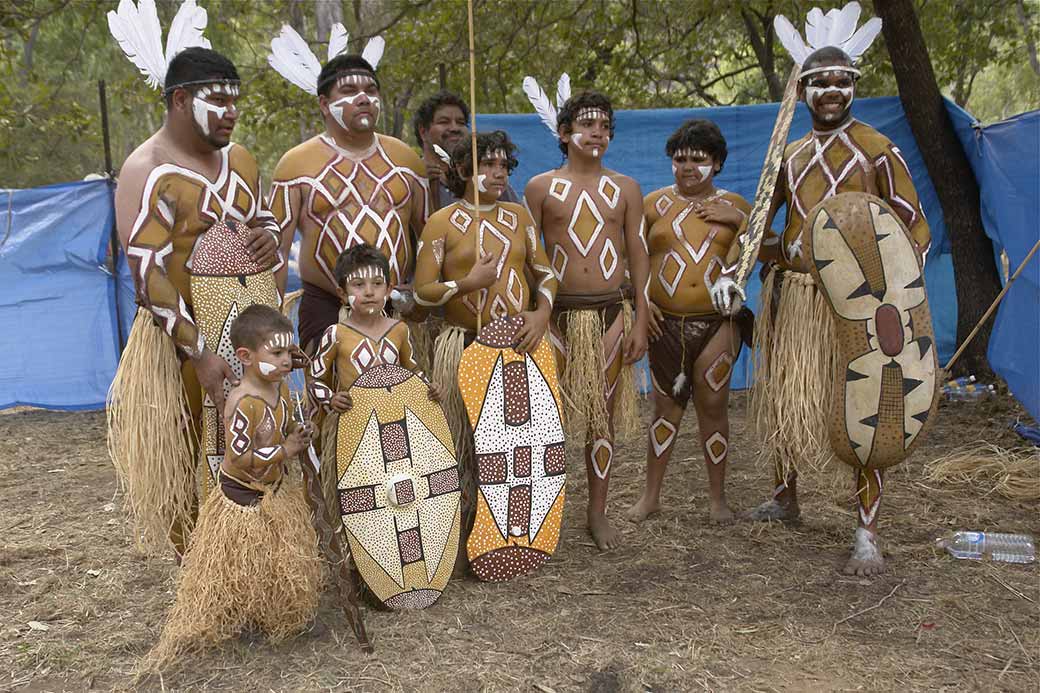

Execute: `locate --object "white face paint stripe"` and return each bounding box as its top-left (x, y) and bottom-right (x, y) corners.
top-left (262, 332), bottom-right (294, 351)
top-left (575, 108), bottom-right (609, 122)
top-left (258, 361), bottom-right (278, 375)
top-left (345, 265), bottom-right (384, 283)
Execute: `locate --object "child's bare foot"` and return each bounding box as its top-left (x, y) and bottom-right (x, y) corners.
top-left (625, 496), bottom-right (661, 524)
top-left (709, 500), bottom-right (736, 524)
top-left (747, 498), bottom-right (801, 523)
top-left (843, 528), bottom-right (885, 577)
top-left (588, 511), bottom-right (621, 550)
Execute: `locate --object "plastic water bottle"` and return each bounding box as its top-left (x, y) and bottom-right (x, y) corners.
top-left (937, 531), bottom-right (1036, 564)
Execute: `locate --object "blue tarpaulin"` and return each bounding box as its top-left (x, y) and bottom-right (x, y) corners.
top-left (1, 97), bottom-right (1036, 418)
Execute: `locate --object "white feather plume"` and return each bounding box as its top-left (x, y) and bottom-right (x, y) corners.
top-left (164, 0), bottom-right (210, 66)
top-left (107, 0), bottom-right (168, 89)
top-left (267, 24), bottom-right (321, 95)
top-left (774, 2), bottom-right (881, 66)
top-left (327, 22), bottom-right (349, 61)
top-left (523, 76), bottom-right (558, 136)
top-left (555, 72), bottom-right (571, 109)
top-left (842, 17), bottom-right (883, 61)
top-left (361, 36), bottom-right (385, 69)
top-left (773, 14), bottom-right (811, 67)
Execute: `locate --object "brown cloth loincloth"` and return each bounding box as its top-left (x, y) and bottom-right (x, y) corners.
top-left (551, 286), bottom-right (632, 328)
top-left (298, 280), bottom-right (341, 353)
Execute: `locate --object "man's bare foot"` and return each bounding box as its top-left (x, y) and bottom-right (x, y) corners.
top-left (843, 527), bottom-right (885, 576)
top-left (747, 498), bottom-right (801, 522)
top-left (588, 512), bottom-right (621, 550)
top-left (625, 496), bottom-right (661, 524)
top-left (709, 500), bottom-right (736, 524)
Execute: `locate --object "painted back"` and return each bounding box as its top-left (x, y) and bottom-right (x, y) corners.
top-left (336, 364), bottom-right (460, 609)
top-left (805, 192), bottom-right (939, 470)
top-left (189, 220), bottom-right (279, 497)
top-left (458, 317), bottom-right (566, 582)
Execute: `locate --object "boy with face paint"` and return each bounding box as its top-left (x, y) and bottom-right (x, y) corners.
top-left (110, 42), bottom-right (282, 555)
top-left (413, 90), bottom-right (521, 211)
top-left (143, 304), bottom-right (320, 671)
top-left (524, 91), bottom-right (650, 551)
top-left (414, 131), bottom-right (558, 566)
top-left (268, 54), bottom-right (430, 357)
top-left (626, 120), bottom-right (752, 526)
top-left (306, 244), bottom-right (438, 510)
top-left (738, 38), bottom-right (930, 576)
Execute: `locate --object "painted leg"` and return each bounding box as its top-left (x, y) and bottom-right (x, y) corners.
top-left (626, 390), bottom-right (684, 524)
top-left (691, 322), bottom-right (738, 523)
top-left (843, 468), bottom-right (885, 576)
top-left (748, 467), bottom-right (801, 522)
top-left (586, 310), bottom-right (626, 551)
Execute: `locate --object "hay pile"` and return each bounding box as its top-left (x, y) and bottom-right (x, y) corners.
top-left (924, 441), bottom-right (1039, 501)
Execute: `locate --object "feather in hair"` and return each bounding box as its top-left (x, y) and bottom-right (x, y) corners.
top-left (555, 72), bottom-right (571, 109)
top-left (826, 2), bottom-right (861, 47)
top-left (107, 0), bottom-right (168, 89)
top-left (522, 76), bottom-right (558, 136)
top-left (842, 16), bottom-right (882, 61)
top-left (361, 36), bottom-right (385, 69)
top-left (328, 22), bottom-right (349, 61)
top-left (164, 0), bottom-right (210, 66)
top-left (268, 24), bottom-right (321, 95)
top-left (773, 14), bottom-right (811, 66)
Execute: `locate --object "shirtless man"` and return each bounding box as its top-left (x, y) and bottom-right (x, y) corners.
top-left (267, 52), bottom-right (428, 353)
top-left (110, 46), bottom-right (280, 553)
top-left (524, 90), bottom-right (649, 550)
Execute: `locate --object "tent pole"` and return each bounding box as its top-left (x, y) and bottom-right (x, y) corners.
top-left (99, 79), bottom-right (125, 354)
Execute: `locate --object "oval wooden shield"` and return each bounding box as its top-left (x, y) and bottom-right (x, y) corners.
top-left (336, 364), bottom-right (461, 609)
top-left (458, 317), bottom-right (566, 582)
top-left (189, 220), bottom-right (279, 497)
top-left (805, 192), bottom-right (939, 470)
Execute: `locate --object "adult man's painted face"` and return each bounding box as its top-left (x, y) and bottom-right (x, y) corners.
top-left (802, 69), bottom-right (857, 128)
top-left (323, 73), bottom-right (381, 133)
top-left (190, 82), bottom-right (240, 148)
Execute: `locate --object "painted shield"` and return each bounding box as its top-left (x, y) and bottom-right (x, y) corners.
top-left (805, 192), bottom-right (939, 470)
top-left (336, 364), bottom-right (460, 609)
top-left (188, 220), bottom-right (279, 497)
top-left (459, 317), bottom-right (566, 582)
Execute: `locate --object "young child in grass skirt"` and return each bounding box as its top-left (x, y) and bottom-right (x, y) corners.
top-left (141, 305), bottom-right (320, 672)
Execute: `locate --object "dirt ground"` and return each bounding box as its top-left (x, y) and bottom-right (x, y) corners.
top-left (1, 392), bottom-right (1037, 692)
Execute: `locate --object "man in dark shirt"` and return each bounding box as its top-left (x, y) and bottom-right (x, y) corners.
top-left (413, 90), bottom-right (520, 210)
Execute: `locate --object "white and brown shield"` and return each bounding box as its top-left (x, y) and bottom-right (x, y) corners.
top-left (805, 192), bottom-right (939, 470)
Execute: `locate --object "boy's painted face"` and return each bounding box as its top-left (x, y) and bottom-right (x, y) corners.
top-left (237, 330), bottom-right (295, 382)
top-left (337, 264), bottom-right (389, 316)
top-left (562, 107), bottom-right (612, 159)
top-left (671, 148), bottom-right (716, 193)
top-left (459, 148), bottom-right (510, 203)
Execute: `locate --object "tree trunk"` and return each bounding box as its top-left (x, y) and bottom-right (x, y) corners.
top-left (1017, 0), bottom-right (1040, 76)
top-left (740, 8), bottom-right (784, 101)
top-left (315, 0), bottom-right (343, 43)
top-left (873, 0), bottom-right (1002, 378)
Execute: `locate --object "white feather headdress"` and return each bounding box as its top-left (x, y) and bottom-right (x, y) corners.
top-left (773, 2), bottom-right (882, 69)
top-left (523, 73), bottom-right (571, 137)
top-left (268, 22), bottom-right (385, 96)
top-left (108, 0), bottom-right (212, 90)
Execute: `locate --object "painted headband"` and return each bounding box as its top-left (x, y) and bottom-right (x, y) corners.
top-left (317, 69), bottom-right (380, 94)
top-left (163, 77), bottom-right (241, 96)
top-left (798, 65), bottom-right (861, 80)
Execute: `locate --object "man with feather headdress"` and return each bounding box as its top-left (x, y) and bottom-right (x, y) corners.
top-left (106, 0), bottom-right (281, 557)
top-left (523, 78), bottom-right (650, 551)
top-left (266, 26), bottom-right (429, 357)
top-left (736, 2), bottom-right (931, 576)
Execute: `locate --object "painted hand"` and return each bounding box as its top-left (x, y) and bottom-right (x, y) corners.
top-left (622, 322), bottom-right (648, 365)
top-left (466, 252), bottom-right (498, 291)
top-left (246, 226), bottom-right (279, 268)
top-left (284, 421), bottom-right (313, 458)
top-left (695, 200), bottom-right (745, 229)
top-left (192, 348), bottom-right (238, 415)
top-left (708, 276), bottom-right (745, 316)
top-left (647, 301), bottom-right (664, 342)
top-left (514, 308), bottom-right (549, 354)
top-left (330, 391), bottom-right (353, 413)
top-left (290, 344), bottom-right (310, 370)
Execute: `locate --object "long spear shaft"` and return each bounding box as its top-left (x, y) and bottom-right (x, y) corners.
top-left (467, 0), bottom-right (482, 333)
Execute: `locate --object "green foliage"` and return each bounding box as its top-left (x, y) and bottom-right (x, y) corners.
top-left (0, 0), bottom-right (1036, 189)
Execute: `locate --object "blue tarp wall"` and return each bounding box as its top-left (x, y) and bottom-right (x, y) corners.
top-left (1, 96), bottom-right (1036, 419)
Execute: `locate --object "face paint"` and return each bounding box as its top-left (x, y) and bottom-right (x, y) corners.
top-left (258, 361), bottom-right (278, 376)
top-left (347, 295), bottom-right (356, 309)
top-left (262, 332), bottom-right (293, 351)
top-left (806, 85), bottom-right (854, 106)
top-left (673, 149), bottom-right (715, 183)
top-left (575, 108), bottom-right (609, 122)
top-left (191, 83), bottom-right (239, 136)
top-left (697, 165), bottom-right (713, 180)
top-left (477, 174), bottom-right (487, 192)
top-left (345, 265), bottom-right (384, 283)
top-left (327, 73), bottom-right (381, 131)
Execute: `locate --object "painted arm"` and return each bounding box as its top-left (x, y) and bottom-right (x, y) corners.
top-left (875, 143), bottom-right (931, 259)
top-left (116, 168), bottom-right (204, 358)
top-left (306, 324), bottom-right (338, 412)
top-left (523, 210), bottom-right (557, 311)
top-left (413, 222), bottom-right (460, 307)
top-left (268, 178), bottom-right (303, 297)
top-left (621, 177), bottom-right (649, 364)
top-left (397, 323), bottom-right (419, 372)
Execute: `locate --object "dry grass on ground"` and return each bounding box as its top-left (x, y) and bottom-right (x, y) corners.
top-left (1, 393), bottom-right (1037, 692)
